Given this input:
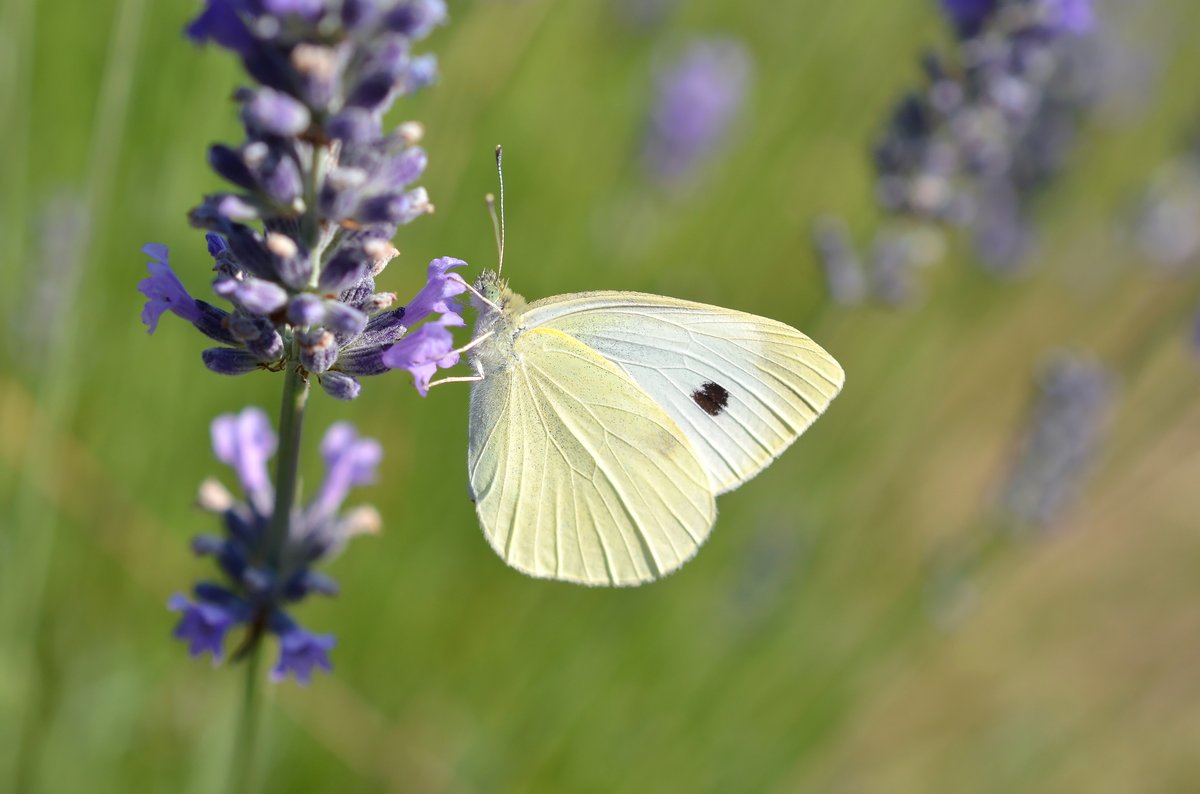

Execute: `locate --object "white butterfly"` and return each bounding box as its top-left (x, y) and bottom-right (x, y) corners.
top-left (458, 269), bottom-right (844, 586)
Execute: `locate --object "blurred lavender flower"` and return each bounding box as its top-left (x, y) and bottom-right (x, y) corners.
top-left (642, 37), bottom-right (751, 184)
top-left (810, 216), bottom-right (867, 306)
top-left (999, 353), bottom-right (1111, 530)
top-left (1132, 142), bottom-right (1200, 270)
top-left (811, 219), bottom-right (944, 307)
top-left (170, 408), bottom-right (382, 683)
top-left (140, 0), bottom-right (466, 398)
top-left (850, 0), bottom-right (1100, 288)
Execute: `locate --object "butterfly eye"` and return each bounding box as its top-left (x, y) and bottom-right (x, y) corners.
top-left (690, 381), bottom-right (730, 416)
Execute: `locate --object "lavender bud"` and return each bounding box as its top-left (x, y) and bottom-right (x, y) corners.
top-left (260, 155), bottom-right (304, 207)
top-left (385, 0), bottom-right (447, 39)
top-left (193, 301), bottom-right (241, 345)
top-left (324, 301), bottom-right (368, 337)
top-left (191, 535), bottom-right (226, 556)
top-left (288, 293), bottom-right (327, 327)
top-left (229, 311), bottom-right (276, 343)
top-left (197, 477), bottom-right (236, 513)
top-left (225, 224), bottom-right (277, 280)
top-left (244, 327), bottom-right (284, 362)
top-left (356, 306), bottom-right (406, 347)
top-left (338, 277), bottom-right (375, 310)
top-left (402, 53), bottom-right (437, 93)
top-left (298, 329), bottom-right (339, 373)
top-left (360, 291), bottom-right (396, 313)
top-left (291, 43), bottom-right (340, 111)
top-left (336, 345), bottom-right (390, 376)
top-left (214, 274), bottom-right (289, 315)
top-left (241, 87), bottom-right (312, 137)
top-left (319, 245), bottom-right (371, 292)
top-left (359, 186), bottom-right (432, 225)
top-left (328, 108), bottom-right (382, 143)
top-left (202, 347), bottom-right (262, 375)
top-left (208, 144), bottom-right (258, 191)
top-left (266, 231), bottom-right (312, 288)
top-left (378, 147), bottom-right (427, 188)
top-left (319, 371), bottom-right (362, 400)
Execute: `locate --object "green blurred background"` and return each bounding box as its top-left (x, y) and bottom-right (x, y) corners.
top-left (3, 0), bottom-right (1200, 791)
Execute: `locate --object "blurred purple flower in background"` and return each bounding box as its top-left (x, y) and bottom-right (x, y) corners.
top-left (814, 0), bottom-right (1099, 305)
top-left (999, 353), bottom-right (1111, 530)
top-left (643, 37), bottom-right (752, 184)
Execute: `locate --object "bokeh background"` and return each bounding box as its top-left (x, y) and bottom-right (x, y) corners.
top-left (3, 0), bottom-right (1200, 791)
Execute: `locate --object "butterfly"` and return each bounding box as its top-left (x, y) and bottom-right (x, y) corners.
top-left (458, 269), bottom-right (844, 587)
top-left (448, 148), bottom-right (843, 586)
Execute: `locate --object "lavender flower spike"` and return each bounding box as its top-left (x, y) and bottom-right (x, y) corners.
top-left (138, 244), bottom-right (201, 332)
top-left (171, 410), bottom-right (383, 682)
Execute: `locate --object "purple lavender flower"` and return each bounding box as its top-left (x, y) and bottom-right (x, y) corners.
top-left (844, 0), bottom-right (1100, 304)
top-left (138, 244), bottom-right (201, 332)
top-left (308, 423), bottom-right (383, 523)
top-left (169, 594), bottom-right (242, 662)
top-left (172, 408), bottom-right (383, 682)
top-left (270, 627), bottom-right (335, 685)
top-left (1000, 354), bottom-right (1111, 529)
top-left (643, 38), bottom-right (751, 183)
top-left (381, 316), bottom-right (460, 395)
top-left (403, 256), bottom-right (467, 325)
top-left (211, 407), bottom-right (277, 516)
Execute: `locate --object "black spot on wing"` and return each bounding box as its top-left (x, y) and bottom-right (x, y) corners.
top-left (691, 381), bottom-right (730, 417)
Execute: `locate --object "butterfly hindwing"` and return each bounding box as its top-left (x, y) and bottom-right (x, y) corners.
top-left (467, 326), bottom-right (717, 586)
top-left (521, 292), bottom-right (845, 494)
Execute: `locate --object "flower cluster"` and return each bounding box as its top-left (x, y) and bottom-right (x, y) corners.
top-left (642, 37), bottom-right (751, 184)
top-left (877, 0), bottom-right (1095, 266)
top-left (999, 353), bottom-right (1110, 530)
top-left (170, 408), bottom-right (382, 683)
top-left (815, 0), bottom-right (1097, 305)
top-left (138, 0), bottom-right (468, 399)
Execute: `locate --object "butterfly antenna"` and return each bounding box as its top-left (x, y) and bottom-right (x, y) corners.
top-left (492, 144), bottom-right (506, 275)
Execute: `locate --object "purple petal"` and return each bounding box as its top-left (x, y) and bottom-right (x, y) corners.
top-left (381, 317), bottom-right (460, 396)
top-left (270, 627), bottom-right (335, 685)
top-left (169, 594), bottom-right (241, 663)
top-left (308, 423), bottom-right (382, 520)
top-left (402, 256), bottom-right (467, 325)
top-left (138, 244), bottom-right (201, 332)
top-left (211, 407), bottom-right (277, 515)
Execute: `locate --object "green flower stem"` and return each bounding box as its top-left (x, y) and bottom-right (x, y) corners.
top-left (229, 641), bottom-right (264, 794)
top-left (265, 352), bottom-right (311, 569)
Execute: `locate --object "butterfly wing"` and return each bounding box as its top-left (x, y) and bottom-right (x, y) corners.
top-left (521, 292), bottom-right (844, 494)
top-left (467, 326), bottom-right (716, 586)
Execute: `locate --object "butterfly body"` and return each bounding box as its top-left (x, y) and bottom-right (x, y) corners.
top-left (466, 269), bottom-right (843, 586)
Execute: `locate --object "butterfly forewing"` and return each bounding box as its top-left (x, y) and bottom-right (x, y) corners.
top-left (468, 326), bottom-right (717, 586)
top-left (521, 293), bottom-right (845, 494)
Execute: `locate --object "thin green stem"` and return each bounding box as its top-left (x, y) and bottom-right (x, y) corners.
top-left (228, 641), bottom-right (264, 794)
top-left (265, 354), bottom-right (310, 569)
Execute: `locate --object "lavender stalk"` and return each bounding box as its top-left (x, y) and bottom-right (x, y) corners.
top-left (136, 5), bottom-right (469, 780)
